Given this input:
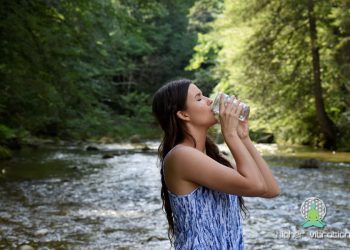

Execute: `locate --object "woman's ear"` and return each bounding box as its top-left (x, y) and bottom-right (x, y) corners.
top-left (176, 110), bottom-right (190, 121)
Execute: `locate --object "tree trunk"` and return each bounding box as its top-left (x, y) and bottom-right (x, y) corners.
top-left (307, 0), bottom-right (337, 149)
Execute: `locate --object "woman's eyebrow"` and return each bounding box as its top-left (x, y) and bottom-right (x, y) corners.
top-left (195, 92), bottom-right (202, 98)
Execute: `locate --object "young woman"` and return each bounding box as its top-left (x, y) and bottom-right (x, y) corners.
top-left (152, 79), bottom-right (280, 249)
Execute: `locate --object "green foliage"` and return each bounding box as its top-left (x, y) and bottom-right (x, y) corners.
top-left (0, 0), bottom-right (196, 143)
top-left (0, 124), bottom-right (15, 159)
top-left (3, 0), bottom-right (348, 150)
top-left (186, 0), bottom-right (225, 96)
top-left (120, 92), bottom-right (152, 118)
top-left (188, 0), bottom-right (350, 150)
top-left (0, 124), bottom-right (15, 140)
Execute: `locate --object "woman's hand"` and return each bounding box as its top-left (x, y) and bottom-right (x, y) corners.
top-left (237, 119), bottom-right (250, 140)
top-left (219, 94), bottom-right (243, 138)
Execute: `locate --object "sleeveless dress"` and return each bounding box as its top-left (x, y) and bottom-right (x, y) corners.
top-left (163, 147), bottom-right (244, 250)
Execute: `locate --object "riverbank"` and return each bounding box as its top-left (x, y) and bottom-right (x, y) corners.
top-left (2, 133), bottom-right (350, 167)
top-left (0, 141), bottom-right (349, 249)
top-left (0, 118), bottom-right (161, 160)
top-left (219, 143), bottom-right (350, 169)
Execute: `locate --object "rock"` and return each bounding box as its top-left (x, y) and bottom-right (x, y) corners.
top-left (35, 228), bottom-right (49, 236)
top-left (285, 148), bottom-right (295, 153)
top-left (19, 245), bottom-right (35, 250)
top-left (3, 136), bottom-right (21, 150)
top-left (145, 235), bottom-right (168, 241)
top-left (102, 153), bottom-right (114, 159)
top-left (113, 150), bottom-right (124, 156)
top-left (86, 145), bottom-right (99, 151)
top-left (37, 138), bottom-right (56, 145)
top-left (256, 134), bottom-right (274, 143)
top-left (99, 136), bottom-right (115, 144)
top-left (299, 158), bottom-right (320, 169)
top-left (0, 125), bottom-right (21, 150)
top-left (141, 145), bottom-right (150, 152)
top-left (130, 134), bottom-right (141, 143)
top-left (22, 136), bottom-right (55, 148)
top-left (22, 137), bottom-right (40, 149)
top-left (0, 145), bottom-right (12, 160)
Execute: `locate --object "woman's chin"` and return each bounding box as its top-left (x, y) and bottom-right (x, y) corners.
top-left (209, 117), bottom-right (219, 126)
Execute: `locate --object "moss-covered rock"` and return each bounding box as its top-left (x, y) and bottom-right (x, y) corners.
top-left (130, 134), bottom-right (142, 143)
top-left (0, 124), bottom-right (23, 150)
top-left (0, 145), bottom-right (12, 160)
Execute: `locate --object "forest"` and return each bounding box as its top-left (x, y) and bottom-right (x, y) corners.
top-left (1, 0), bottom-right (350, 159)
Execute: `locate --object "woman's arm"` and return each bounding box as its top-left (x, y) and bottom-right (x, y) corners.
top-left (241, 137), bottom-right (280, 198)
top-left (165, 144), bottom-right (267, 197)
top-left (223, 132), bottom-right (267, 195)
top-left (164, 95), bottom-right (269, 197)
top-left (236, 120), bottom-right (280, 198)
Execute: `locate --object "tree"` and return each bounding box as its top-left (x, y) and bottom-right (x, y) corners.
top-left (307, 0), bottom-right (337, 148)
top-left (186, 0), bottom-right (224, 96)
top-left (0, 0), bottom-right (198, 140)
top-left (188, 0), bottom-right (350, 149)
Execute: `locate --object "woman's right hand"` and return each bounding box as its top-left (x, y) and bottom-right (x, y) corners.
top-left (219, 94), bottom-right (243, 138)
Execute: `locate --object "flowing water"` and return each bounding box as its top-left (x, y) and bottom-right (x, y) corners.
top-left (0, 141), bottom-right (349, 249)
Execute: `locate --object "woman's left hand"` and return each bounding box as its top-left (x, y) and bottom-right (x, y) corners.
top-left (237, 119), bottom-right (250, 139)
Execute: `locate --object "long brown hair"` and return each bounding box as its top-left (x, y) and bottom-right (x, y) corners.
top-left (152, 79), bottom-right (248, 245)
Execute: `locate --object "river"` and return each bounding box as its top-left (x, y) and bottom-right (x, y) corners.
top-left (0, 141), bottom-right (349, 249)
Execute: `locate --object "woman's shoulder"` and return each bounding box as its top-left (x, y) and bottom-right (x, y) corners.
top-left (164, 144), bottom-right (200, 162)
top-left (164, 144), bottom-right (204, 170)
top-left (163, 144), bottom-right (203, 194)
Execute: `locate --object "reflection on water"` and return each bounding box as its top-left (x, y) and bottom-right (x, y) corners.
top-left (0, 142), bottom-right (349, 249)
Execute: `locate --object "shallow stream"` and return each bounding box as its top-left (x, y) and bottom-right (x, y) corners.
top-left (0, 142), bottom-right (349, 249)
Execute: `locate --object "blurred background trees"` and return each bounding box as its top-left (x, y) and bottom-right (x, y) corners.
top-left (1, 0), bottom-right (196, 141)
top-left (1, 0), bottom-right (349, 150)
top-left (188, 0), bottom-right (350, 150)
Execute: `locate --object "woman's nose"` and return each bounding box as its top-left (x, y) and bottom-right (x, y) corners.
top-left (207, 97), bottom-right (213, 106)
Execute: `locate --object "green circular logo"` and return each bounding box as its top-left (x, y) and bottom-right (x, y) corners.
top-left (300, 197), bottom-right (327, 228)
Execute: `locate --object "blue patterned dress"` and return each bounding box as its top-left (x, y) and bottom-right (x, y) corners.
top-left (164, 149), bottom-right (244, 250)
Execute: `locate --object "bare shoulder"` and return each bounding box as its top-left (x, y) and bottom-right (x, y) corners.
top-left (164, 144), bottom-right (235, 184)
top-left (163, 145), bottom-right (204, 194)
top-left (165, 145), bottom-right (206, 170)
top-left (164, 144), bottom-right (263, 196)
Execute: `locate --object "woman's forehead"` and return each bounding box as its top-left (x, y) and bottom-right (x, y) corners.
top-left (188, 83), bottom-right (201, 96)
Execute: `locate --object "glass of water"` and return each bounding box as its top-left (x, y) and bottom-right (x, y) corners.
top-left (211, 93), bottom-right (250, 122)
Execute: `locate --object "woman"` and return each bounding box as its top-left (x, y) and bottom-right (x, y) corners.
top-left (152, 79), bottom-right (280, 249)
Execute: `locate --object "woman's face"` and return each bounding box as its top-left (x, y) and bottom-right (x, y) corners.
top-left (182, 83), bottom-right (217, 127)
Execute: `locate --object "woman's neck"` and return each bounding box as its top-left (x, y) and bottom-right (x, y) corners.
top-left (181, 126), bottom-right (207, 154)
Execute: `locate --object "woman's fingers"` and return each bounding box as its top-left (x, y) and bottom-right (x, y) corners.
top-left (228, 96), bottom-right (242, 118)
top-left (219, 93), bottom-right (225, 115)
top-left (235, 102), bottom-right (244, 117)
top-left (230, 96), bottom-right (237, 114)
top-left (219, 94), bottom-right (242, 120)
top-left (219, 94), bottom-right (242, 136)
top-left (226, 96), bottom-right (234, 112)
